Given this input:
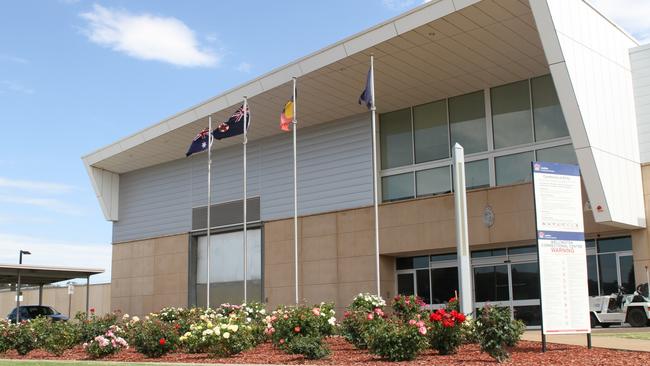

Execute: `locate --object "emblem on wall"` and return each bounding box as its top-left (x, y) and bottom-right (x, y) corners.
top-left (483, 205), bottom-right (494, 228)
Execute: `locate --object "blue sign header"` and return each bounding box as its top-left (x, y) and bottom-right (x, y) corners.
top-left (532, 161), bottom-right (580, 177)
top-left (537, 230), bottom-right (585, 241)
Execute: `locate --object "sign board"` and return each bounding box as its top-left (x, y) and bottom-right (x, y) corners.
top-left (532, 161), bottom-right (590, 335)
top-left (15, 295), bottom-right (23, 302)
top-left (67, 284), bottom-right (75, 295)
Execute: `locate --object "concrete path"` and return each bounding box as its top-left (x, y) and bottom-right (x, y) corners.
top-left (522, 328), bottom-right (650, 352)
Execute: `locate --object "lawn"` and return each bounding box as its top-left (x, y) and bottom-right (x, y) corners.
top-left (593, 332), bottom-right (650, 340)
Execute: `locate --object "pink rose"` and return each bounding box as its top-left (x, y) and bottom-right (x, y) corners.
top-left (418, 326), bottom-right (427, 335)
top-left (312, 307), bottom-right (321, 316)
top-left (367, 313), bottom-right (374, 320)
top-left (408, 319), bottom-right (416, 326)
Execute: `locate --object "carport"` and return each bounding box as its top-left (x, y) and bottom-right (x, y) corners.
top-left (0, 264), bottom-right (103, 322)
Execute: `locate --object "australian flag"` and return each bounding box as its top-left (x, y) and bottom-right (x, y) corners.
top-left (186, 128), bottom-right (210, 157)
top-left (213, 105), bottom-right (250, 140)
top-left (358, 68), bottom-right (373, 110)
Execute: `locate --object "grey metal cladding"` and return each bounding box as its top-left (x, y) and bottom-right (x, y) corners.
top-left (192, 197), bottom-right (261, 231)
top-left (113, 114), bottom-right (374, 243)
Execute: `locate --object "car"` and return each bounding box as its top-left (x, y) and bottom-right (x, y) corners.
top-left (7, 305), bottom-right (69, 323)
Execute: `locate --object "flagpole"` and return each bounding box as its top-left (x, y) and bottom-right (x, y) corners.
top-left (292, 77), bottom-right (299, 305)
top-left (206, 115), bottom-right (213, 309)
top-left (243, 97), bottom-right (248, 304)
top-left (370, 55), bottom-right (381, 297)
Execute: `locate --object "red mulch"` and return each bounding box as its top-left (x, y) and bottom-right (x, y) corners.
top-left (1, 338), bottom-right (649, 365)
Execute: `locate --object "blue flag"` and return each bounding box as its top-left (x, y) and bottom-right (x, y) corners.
top-left (358, 69), bottom-right (373, 109)
top-left (213, 105), bottom-right (250, 140)
top-left (186, 128), bottom-right (210, 157)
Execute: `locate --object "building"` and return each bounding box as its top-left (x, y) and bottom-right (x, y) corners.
top-left (83, 0), bottom-right (650, 325)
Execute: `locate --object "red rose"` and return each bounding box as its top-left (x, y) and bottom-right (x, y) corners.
top-left (294, 326), bottom-right (301, 333)
top-left (344, 311), bottom-right (350, 318)
top-left (159, 338), bottom-right (166, 345)
top-left (455, 313), bottom-right (466, 323)
top-left (90, 307), bottom-right (95, 313)
top-left (429, 312), bottom-right (442, 322)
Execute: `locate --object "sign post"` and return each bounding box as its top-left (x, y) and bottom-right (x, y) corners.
top-left (532, 161), bottom-right (591, 351)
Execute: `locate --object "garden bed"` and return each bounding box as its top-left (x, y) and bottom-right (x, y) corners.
top-left (2, 337), bottom-right (649, 365)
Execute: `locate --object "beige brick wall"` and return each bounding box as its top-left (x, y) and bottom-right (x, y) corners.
top-left (265, 182), bottom-right (626, 312)
top-left (111, 233), bottom-right (189, 316)
top-left (632, 164), bottom-right (650, 285)
top-left (0, 283), bottom-right (111, 318)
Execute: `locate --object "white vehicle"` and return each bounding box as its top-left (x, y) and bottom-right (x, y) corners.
top-left (589, 284), bottom-right (650, 328)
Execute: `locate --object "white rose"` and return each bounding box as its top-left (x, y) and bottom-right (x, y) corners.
top-left (223, 332), bottom-right (230, 339)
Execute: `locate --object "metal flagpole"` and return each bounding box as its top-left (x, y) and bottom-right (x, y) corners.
top-left (370, 55), bottom-right (381, 296)
top-left (206, 116), bottom-right (213, 309)
top-left (243, 97), bottom-right (248, 303)
top-left (292, 77), bottom-right (299, 304)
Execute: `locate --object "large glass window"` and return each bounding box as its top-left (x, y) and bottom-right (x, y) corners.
top-left (598, 253), bottom-right (619, 295)
top-left (511, 263), bottom-right (540, 300)
top-left (491, 80), bottom-right (533, 149)
top-left (196, 229), bottom-right (262, 306)
top-left (416, 269), bottom-right (431, 304)
top-left (414, 100), bottom-right (449, 163)
top-left (382, 173), bottom-right (414, 202)
top-left (495, 151), bottom-right (534, 186)
top-left (449, 91), bottom-right (487, 154)
top-left (587, 255), bottom-right (599, 296)
top-left (431, 267), bottom-right (458, 304)
top-left (536, 144), bottom-right (577, 165)
top-left (466, 159), bottom-right (489, 189)
top-left (416, 166), bottom-right (451, 196)
top-left (598, 237), bottom-right (632, 253)
top-left (473, 265), bottom-right (509, 302)
top-left (586, 236), bottom-right (635, 296)
top-left (532, 74), bottom-right (569, 141)
top-left (397, 273), bottom-right (415, 296)
top-left (380, 108), bottom-right (413, 169)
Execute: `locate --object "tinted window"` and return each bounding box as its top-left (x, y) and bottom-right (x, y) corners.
top-left (492, 80), bottom-right (533, 149)
top-left (431, 267), bottom-right (458, 304)
top-left (598, 237), bottom-right (632, 253)
top-left (532, 74), bottom-right (569, 141)
top-left (382, 173), bottom-right (414, 202)
top-left (495, 151), bottom-right (534, 186)
top-left (414, 100), bottom-right (448, 163)
top-left (449, 91), bottom-right (487, 154)
top-left (416, 166), bottom-right (451, 197)
top-left (474, 265), bottom-right (509, 302)
top-left (380, 108), bottom-right (413, 169)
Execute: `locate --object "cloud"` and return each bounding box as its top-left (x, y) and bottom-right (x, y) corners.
top-left (0, 177), bottom-right (76, 194)
top-left (0, 233), bottom-right (111, 284)
top-left (383, 0), bottom-right (417, 11)
top-left (0, 80), bottom-right (34, 95)
top-left (0, 54), bottom-right (28, 64)
top-left (590, 0), bottom-right (650, 44)
top-left (0, 195), bottom-right (83, 215)
top-left (80, 4), bottom-right (220, 67)
top-left (236, 62), bottom-right (252, 73)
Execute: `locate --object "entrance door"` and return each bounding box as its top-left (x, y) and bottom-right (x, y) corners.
top-left (473, 259), bottom-right (541, 326)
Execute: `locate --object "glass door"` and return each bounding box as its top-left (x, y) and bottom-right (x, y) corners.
top-left (397, 272), bottom-right (415, 296)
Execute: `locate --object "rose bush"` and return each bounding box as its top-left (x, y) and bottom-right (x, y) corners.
top-left (340, 293), bottom-right (387, 350)
top-left (265, 303), bottom-right (336, 359)
top-left (83, 325), bottom-right (128, 359)
top-left (475, 305), bottom-right (525, 363)
top-left (392, 294), bottom-right (426, 321)
top-left (365, 317), bottom-right (429, 361)
top-left (427, 307), bottom-right (466, 355)
top-left (179, 310), bottom-right (254, 357)
top-left (0, 320), bottom-right (13, 353)
top-left (128, 318), bottom-right (178, 358)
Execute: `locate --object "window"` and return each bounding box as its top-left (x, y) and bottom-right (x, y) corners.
top-left (431, 267), bottom-right (458, 304)
top-left (532, 74), bottom-right (569, 141)
top-left (536, 144), bottom-right (577, 165)
top-left (597, 237), bottom-right (632, 253)
top-left (414, 100), bottom-right (449, 163)
top-left (380, 108), bottom-right (413, 169)
top-left (416, 166), bottom-right (451, 196)
top-left (495, 151), bottom-right (534, 186)
top-left (491, 80), bottom-right (533, 149)
top-left (382, 173), bottom-right (414, 201)
top-left (474, 265), bottom-right (509, 302)
top-left (396, 256), bottom-right (429, 270)
top-left (449, 91), bottom-right (487, 154)
top-left (196, 229), bottom-right (262, 306)
top-left (466, 159), bottom-right (489, 189)
top-left (586, 236), bottom-right (635, 296)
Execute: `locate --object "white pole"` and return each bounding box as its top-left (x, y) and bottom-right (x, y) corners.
top-left (452, 143), bottom-right (473, 315)
top-left (243, 98), bottom-right (248, 304)
top-left (370, 55), bottom-right (381, 297)
top-left (206, 116), bottom-right (213, 309)
top-left (292, 77), bottom-right (299, 304)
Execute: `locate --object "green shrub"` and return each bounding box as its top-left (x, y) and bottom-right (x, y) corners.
top-left (75, 311), bottom-right (121, 343)
top-left (0, 320), bottom-right (13, 353)
top-left (339, 309), bottom-right (385, 349)
top-left (391, 295), bottom-right (426, 321)
top-left (460, 315), bottom-right (479, 344)
top-left (129, 319), bottom-right (178, 358)
top-left (40, 320), bottom-right (81, 356)
top-left (286, 336), bottom-right (330, 359)
top-left (475, 305), bottom-right (525, 363)
top-left (12, 321), bottom-right (38, 356)
top-left (365, 319), bottom-right (429, 361)
top-left (83, 325), bottom-right (128, 359)
top-left (427, 308), bottom-right (466, 355)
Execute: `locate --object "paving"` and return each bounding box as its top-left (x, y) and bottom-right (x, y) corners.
top-left (522, 326), bottom-right (650, 352)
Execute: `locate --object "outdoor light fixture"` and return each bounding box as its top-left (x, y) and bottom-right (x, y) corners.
top-left (19, 250), bottom-right (31, 264)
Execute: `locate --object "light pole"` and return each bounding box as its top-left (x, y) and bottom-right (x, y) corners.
top-left (16, 250), bottom-right (31, 323)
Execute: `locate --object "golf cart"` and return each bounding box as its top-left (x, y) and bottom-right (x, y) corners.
top-left (589, 283), bottom-right (650, 328)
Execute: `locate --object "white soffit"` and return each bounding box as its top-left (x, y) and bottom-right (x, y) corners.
top-left (83, 0), bottom-right (547, 175)
top-left (531, 0), bottom-right (645, 228)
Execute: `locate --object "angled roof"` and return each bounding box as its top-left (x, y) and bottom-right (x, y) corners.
top-left (0, 264), bottom-right (104, 285)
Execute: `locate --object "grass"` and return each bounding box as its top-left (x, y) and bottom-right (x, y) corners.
top-left (593, 332), bottom-right (650, 341)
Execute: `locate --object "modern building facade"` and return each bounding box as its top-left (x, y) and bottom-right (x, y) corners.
top-left (83, 0), bottom-right (650, 324)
